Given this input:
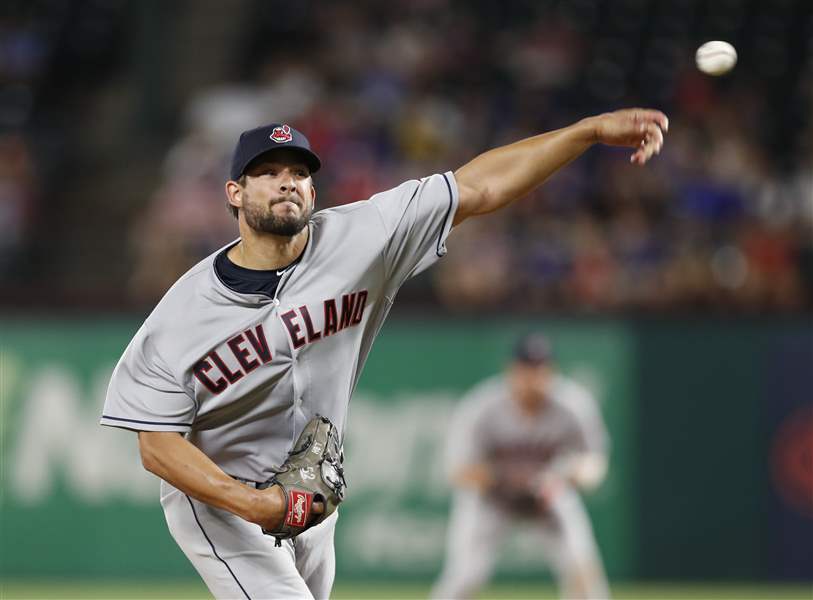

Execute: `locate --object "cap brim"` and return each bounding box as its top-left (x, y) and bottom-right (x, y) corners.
top-left (238, 147), bottom-right (321, 179)
top-left (513, 355), bottom-right (551, 366)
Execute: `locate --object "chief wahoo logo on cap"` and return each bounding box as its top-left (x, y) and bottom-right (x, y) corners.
top-left (270, 124), bottom-right (293, 143)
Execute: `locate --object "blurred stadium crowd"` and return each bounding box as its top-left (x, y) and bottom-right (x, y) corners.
top-left (2, 0), bottom-right (811, 312)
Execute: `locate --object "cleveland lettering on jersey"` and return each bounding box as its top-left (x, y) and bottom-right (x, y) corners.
top-left (491, 442), bottom-right (561, 465)
top-left (192, 292), bottom-right (368, 395)
top-left (282, 290), bottom-right (368, 349)
top-left (193, 324), bottom-right (273, 394)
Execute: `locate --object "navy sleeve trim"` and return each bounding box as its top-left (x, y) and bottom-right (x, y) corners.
top-left (437, 173), bottom-right (455, 257)
top-left (101, 414), bottom-right (192, 427)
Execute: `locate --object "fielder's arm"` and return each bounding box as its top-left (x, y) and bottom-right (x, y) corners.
top-left (451, 463), bottom-right (495, 493)
top-left (452, 108), bottom-right (668, 226)
top-left (137, 431), bottom-right (287, 530)
top-left (544, 452), bottom-right (608, 491)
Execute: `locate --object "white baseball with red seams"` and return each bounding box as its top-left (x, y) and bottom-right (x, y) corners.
top-left (696, 40), bottom-right (737, 76)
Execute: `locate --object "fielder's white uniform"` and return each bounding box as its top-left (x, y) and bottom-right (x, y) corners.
top-left (101, 173), bottom-right (458, 599)
top-left (431, 374), bottom-right (611, 600)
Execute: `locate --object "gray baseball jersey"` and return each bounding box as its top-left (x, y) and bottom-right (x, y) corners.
top-left (101, 172), bottom-right (457, 481)
top-left (445, 373), bottom-right (608, 480)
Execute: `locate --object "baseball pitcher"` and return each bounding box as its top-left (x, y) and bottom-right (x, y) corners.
top-left (101, 109), bottom-right (666, 599)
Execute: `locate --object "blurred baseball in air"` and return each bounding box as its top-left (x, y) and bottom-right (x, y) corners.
top-left (695, 41), bottom-right (737, 76)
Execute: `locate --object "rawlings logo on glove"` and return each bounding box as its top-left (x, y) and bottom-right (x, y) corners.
top-left (287, 490), bottom-right (311, 527)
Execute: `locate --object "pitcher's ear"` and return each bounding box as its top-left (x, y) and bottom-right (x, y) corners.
top-left (225, 180), bottom-right (244, 212)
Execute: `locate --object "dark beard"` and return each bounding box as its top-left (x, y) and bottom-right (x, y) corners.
top-left (243, 196), bottom-right (311, 236)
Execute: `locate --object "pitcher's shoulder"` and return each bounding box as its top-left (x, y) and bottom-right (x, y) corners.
top-left (142, 250), bottom-right (222, 330)
top-left (309, 199), bottom-right (389, 244)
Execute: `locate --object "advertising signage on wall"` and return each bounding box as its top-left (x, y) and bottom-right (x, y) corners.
top-left (0, 318), bottom-right (636, 580)
top-left (2, 317), bottom-right (810, 581)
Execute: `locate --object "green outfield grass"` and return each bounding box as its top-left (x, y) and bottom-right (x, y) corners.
top-left (1, 581), bottom-right (812, 600)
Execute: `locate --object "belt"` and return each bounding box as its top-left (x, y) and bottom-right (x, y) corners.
top-left (230, 474), bottom-right (264, 489)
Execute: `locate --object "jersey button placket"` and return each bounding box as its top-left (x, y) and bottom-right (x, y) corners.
top-left (277, 300), bottom-right (306, 444)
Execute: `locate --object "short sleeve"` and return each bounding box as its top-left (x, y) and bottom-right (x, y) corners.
top-left (371, 171), bottom-right (458, 288)
top-left (100, 324), bottom-right (196, 432)
top-left (444, 393), bottom-right (489, 477)
top-left (565, 385), bottom-right (609, 456)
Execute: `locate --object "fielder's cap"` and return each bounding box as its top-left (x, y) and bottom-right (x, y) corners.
top-left (512, 333), bottom-right (553, 365)
top-left (229, 123), bottom-right (321, 181)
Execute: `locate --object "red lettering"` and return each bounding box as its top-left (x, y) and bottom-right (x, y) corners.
top-left (209, 350), bottom-right (243, 384)
top-left (299, 306), bottom-right (321, 342)
top-left (323, 299), bottom-right (338, 337)
top-left (228, 333), bottom-right (259, 373)
top-left (193, 358), bottom-right (227, 394)
top-left (339, 293), bottom-right (357, 330)
top-left (245, 324), bottom-right (272, 364)
top-left (352, 290), bottom-right (368, 325)
top-left (281, 309), bottom-right (306, 349)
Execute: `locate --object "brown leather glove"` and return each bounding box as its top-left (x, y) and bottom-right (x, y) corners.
top-left (259, 415), bottom-right (346, 546)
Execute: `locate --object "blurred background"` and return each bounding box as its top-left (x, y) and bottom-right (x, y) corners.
top-left (1, 0), bottom-right (811, 598)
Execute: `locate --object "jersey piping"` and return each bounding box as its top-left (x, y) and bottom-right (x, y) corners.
top-left (101, 414), bottom-right (193, 427)
top-left (185, 495), bottom-right (251, 599)
top-left (438, 173), bottom-right (455, 256)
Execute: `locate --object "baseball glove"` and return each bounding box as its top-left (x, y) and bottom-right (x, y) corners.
top-left (489, 464), bottom-right (549, 516)
top-left (259, 415), bottom-right (347, 546)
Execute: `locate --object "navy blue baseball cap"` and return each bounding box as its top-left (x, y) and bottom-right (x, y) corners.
top-left (229, 123), bottom-right (321, 181)
top-left (512, 333), bottom-right (553, 365)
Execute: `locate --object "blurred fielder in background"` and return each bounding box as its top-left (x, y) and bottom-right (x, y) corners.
top-left (432, 333), bottom-right (610, 600)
